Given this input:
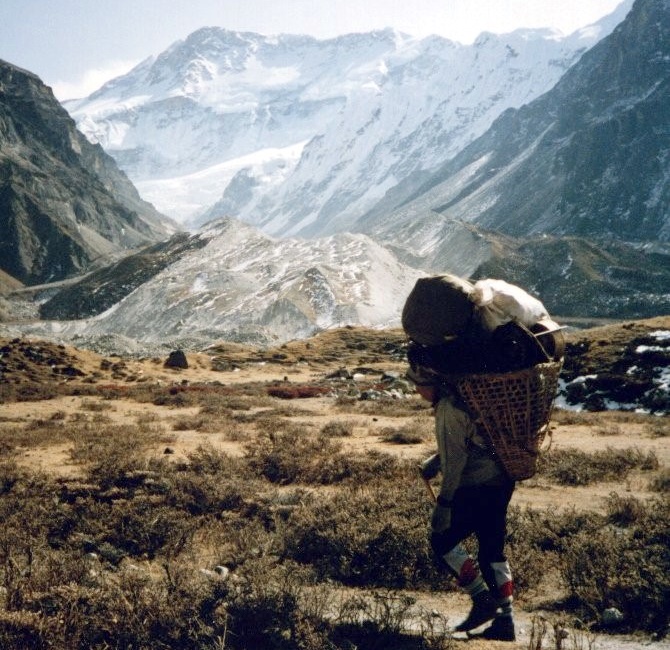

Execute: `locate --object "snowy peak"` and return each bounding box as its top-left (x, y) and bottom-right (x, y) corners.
top-left (63, 6), bottom-right (632, 230)
top-left (369, 0), bottom-right (667, 245)
top-left (73, 27), bottom-right (406, 114)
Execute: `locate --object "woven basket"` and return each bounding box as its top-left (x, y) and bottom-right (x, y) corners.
top-left (452, 361), bottom-right (563, 480)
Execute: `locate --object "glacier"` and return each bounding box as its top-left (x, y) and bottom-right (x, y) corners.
top-left (64, 4), bottom-right (632, 237)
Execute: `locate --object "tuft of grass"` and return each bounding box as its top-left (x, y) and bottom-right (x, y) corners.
top-left (320, 420), bottom-right (354, 437)
top-left (647, 418), bottom-right (670, 438)
top-left (80, 399), bottom-right (114, 412)
top-left (605, 492), bottom-right (645, 526)
top-left (266, 384), bottom-right (331, 399)
top-left (537, 446), bottom-right (659, 485)
top-left (594, 423), bottom-right (622, 436)
top-left (649, 468), bottom-right (670, 493)
top-left (380, 426), bottom-right (425, 445)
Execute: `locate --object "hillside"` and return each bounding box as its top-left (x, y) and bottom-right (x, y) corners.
top-left (0, 60), bottom-right (177, 286)
top-left (2, 316), bottom-right (668, 415)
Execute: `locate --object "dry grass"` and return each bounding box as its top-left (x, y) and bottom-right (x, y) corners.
top-left (0, 323), bottom-right (668, 648)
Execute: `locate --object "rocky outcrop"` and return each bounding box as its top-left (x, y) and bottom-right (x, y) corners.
top-left (0, 60), bottom-right (178, 285)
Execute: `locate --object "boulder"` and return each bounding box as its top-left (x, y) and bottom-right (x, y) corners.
top-left (164, 350), bottom-right (188, 369)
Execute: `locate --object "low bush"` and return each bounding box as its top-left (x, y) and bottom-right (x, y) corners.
top-left (0, 418), bottom-right (70, 450)
top-left (266, 384), bottom-right (331, 399)
top-left (505, 506), bottom-right (603, 596)
top-left (380, 424), bottom-right (426, 444)
top-left (280, 481), bottom-right (438, 589)
top-left (605, 492), bottom-right (646, 525)
top-left (647, 418), bottom-right (670, 438)
top-left (649, 468), bottom-right (670, 493)
top-left (559, 496), bottom-right (670, 634)
top-left (68, 423), bottom-right (159, 488)
top-left (537, 446), bottom-right (659, 485)
top-left (551, 409), bottom-right (595, 425)
top-left (245, 427), bottom-right (404, 487)
top-left (349, 397), bottom-right (429, 417)
top-left (320, 420), bottom-right (354, 437)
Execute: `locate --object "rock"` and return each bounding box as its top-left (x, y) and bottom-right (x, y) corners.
top-left (200, 565), bottom-right (230, 581)
top-left (326, 367), bottom-right (352, 380)
top-left (602, 607), bottom-right (624, 627)
top-left (214, 565), bottom-right (230, 579)
top-left (164, 349), bottom-right (188, 369)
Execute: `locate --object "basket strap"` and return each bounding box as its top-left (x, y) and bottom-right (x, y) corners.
top-left (513, 319), bottom-right (552, 363)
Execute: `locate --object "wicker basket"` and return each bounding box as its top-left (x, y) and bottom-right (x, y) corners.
top-left (452, 361), bottom-right (563, 480)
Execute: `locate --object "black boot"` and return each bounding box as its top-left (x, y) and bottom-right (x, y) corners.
top-left (470, 615), bottom-right (516, 642)
top-left (453, 591), bottom-right (497, 632)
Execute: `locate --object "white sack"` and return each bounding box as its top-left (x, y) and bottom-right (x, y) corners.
top-left (471, 279), bottom-right (548, 331)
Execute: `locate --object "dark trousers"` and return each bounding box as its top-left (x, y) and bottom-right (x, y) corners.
top-left (430, 482), bottom-right (514, 591)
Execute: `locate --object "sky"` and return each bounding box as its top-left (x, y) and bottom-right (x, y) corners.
top-left (1, 0), bottom-right (626, 100)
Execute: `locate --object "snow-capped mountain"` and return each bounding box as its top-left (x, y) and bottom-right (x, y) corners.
top-left (10, 0), bottom-right (669, 354)
top-left (362, 0), bottom-right (670, 251)
top-left (64, 2), bottom-right (632, 236)
top-left (16, 218), bottom-right (424, 349)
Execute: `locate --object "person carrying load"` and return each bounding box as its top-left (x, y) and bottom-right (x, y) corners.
top-left (402, 274), bottom-right (564, 642)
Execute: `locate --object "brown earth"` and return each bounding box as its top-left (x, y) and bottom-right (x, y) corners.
top-left (0, 320), bottom-right (668, 649)
top-left (1, 320), bottom-right (669, 510)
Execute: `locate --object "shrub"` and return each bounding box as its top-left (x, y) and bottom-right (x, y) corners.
top-left (605, 492), bottom-right (645, 526)
top-left (171, 416), bottom-right (205, 431)
top-left (320, 420), bottom-right (354, 437)
top-left (380, 425), bottom-right (425, 444)
top-left (505, 506), bottom-right (603, 596)
top-left (649, 468), bottom-right (670, 493)
top-left (551, 409), bottom-right (595, 425)
top-left (280, 481), bottom-right (438, 589)
top-left (167, 473), bottom-right (247, 517)
top-left (647, 418), bottom-right (670, 438)
top-left (224, 558), bottom-right (332, 650)
top-left (345, 396), bottom-right (429, 417)
top-left (537, 446), bottom-right (659, 485)
top-left (83, 499), bottom-right (195, 560)
top-left (2, 417), bottom-right (70, 449)
top-left (245, 429), bottom-right (339, 484)
top-left (559, 496), bottom-right (670, 634)
top-left (594, 423), bottom-right (622, 436)
top-left (80, 399), bottom-right (113, 412)
top-left (266, 384), bottom-right (331, 399)
top-left (68, 422), bottom-right (163, 488)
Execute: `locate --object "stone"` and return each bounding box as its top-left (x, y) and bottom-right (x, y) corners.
top-left (164, 350), bottom-right (188, 369)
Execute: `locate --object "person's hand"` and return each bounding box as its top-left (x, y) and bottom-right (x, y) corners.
top-left (419, 453), bottom-right (440, 480)
top-left (431, 503), bottom-right (452, 533)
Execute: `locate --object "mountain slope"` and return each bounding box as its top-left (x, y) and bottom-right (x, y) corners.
top-left (0, 60), bottom-right (177, 285)
top-left (15, 218), bottom-right (425, 350)
top-left (64, 5), bottom-right (631, 234)
top-left (362, 0), bottom-right (669, 244)
top-left (38, 232), bottom-right (209, 320)
top-left (470, 235), bottom-right (670, 318)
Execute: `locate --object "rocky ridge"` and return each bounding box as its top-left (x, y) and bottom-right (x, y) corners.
top-left (0, 60), bottom-right (177, 286)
